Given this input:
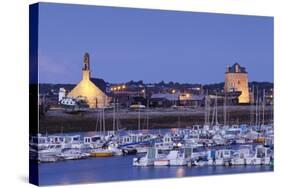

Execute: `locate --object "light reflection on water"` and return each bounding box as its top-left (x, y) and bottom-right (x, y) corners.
top-left (176, 167), bottom-right (185, 177)
top-left (38, 155), bottom-right (273, 186)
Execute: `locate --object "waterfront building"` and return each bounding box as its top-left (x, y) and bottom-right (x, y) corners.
top-left (58, 88), bottom-right (66, 103)
top-left (68, 53), bottom-right (110, 108)
top-left (179, 93), bottom-right (204, 107)
top-left (150, 93), bottom-right (179, 107)
top-left (224, 63), bottom-right (250, 104)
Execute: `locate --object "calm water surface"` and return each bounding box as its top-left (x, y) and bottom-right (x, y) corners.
top-left (38, 155), bottom-right (273, 185)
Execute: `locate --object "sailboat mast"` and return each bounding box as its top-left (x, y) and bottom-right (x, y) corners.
top-left (146, 99), bottom-right (149, 130)
top-left (255, 87), bottom-right (259, 126)
top-left (250, 86), bottom-right (254, 126)
top-left (99, 110), bottom-right (102, 132)
top-left (262, 89), bottom-right (265, 126)
top-left (115, 98), bottom-right (120, 130)
top-left (204, 91), bottom-right (208, 125)
top-left (215, 93), bottom-right (218, 125)
top-left (223, 93), bottom-right (227, 126)
top-left (211, 97), bottom-right (215, 126)
top-left (138, 106), bottom-right (141, 131)
top-left (112, 98), bottom-right (116, 131)
top-left (258, 97), bottom-right (261, 127)
top-left (207, 94), bottom-right (209, 125)
top-left (102, 107), bottom-right (105, 133)
top-left (178, 115), bottom-right (181, 128)
top-left (95, 111), bottom-right (99, 132)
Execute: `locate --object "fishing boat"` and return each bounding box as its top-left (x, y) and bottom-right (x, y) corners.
top-left (107, 142), bottom-right (123, 156)
top-left (119, 133), bottom-right (153, 147)
top-left (63, 135), bottom-right (85, 149)
top-left (90, 148), bottom-right (113, 157)
top-left (30, 134), bottom-right (50, 151)
top-left (231, 146), bottom-right (251, 166)
top-left (38, 155), bottom-right (59, 163)
top-left (84, 135), bottom-right (106, 149)
top-left (38, 144), bottom-right (63, 156)
top-left (214, 149), bottom-right (232, 166)
top-left (245, 145), bottom-right (271, 165)
top-left (58, 148), bottom-right (89, 160)
top-left (154, 148), bottom-right (170, 166)
top-left (167, 150), bottom-right (186, 166)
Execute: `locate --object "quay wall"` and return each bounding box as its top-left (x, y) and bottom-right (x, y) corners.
top-left (36, 105), bottom-right (273, 134)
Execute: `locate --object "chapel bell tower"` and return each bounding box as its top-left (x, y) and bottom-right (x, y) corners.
top-left (82, 52), bottom-right (91, 80)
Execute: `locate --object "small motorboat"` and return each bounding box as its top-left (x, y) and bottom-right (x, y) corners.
top-left (90, 148), bottom-right (113, 157)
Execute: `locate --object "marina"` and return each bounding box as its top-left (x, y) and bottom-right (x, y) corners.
top-left (31, 123), bottom-right (274, 168)
top-left (33, 124), bottom-right (274, 185)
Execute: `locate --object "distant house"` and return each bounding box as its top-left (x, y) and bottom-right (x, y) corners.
top-left (150, 93), bottom-right (179, 107)
top-left (179, 93), bottom-right (204, 107)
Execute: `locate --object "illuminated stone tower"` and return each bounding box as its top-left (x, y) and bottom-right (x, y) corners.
top-left (224, 63), bottom-right (250, 104)
top-left (68, 53), bottom-right (109, 108)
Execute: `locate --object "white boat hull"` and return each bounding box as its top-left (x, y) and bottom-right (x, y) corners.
top-left (154, 159), bottom-right (169, 166)
top-left (169, 159), bottom-right (186, 166)
top-left (262, 157), bottom-right (271, 165)
top-left (231, 158), bottom-right (245, 165)
top-left (245, 158), bottom-right (262, 165)
top-left (215, 159), bottom-right (224, 166)
top-left (133, 158), bottom-right (154, 166)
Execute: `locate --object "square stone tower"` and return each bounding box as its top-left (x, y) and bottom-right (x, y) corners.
top-left (224, 63), bottom-right (250, 104)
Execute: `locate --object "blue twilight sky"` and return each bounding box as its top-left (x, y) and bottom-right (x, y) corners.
top-left (38, 3), bottom-right (273, 84)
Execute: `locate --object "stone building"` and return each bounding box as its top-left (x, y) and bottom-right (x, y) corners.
top-left (68, 53), bottom-right (110, 108)
top-left (224, 63), bottom-right (250, 104)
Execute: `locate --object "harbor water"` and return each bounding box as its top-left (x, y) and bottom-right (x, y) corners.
top-left (38, 155), bottom-right (273, 186)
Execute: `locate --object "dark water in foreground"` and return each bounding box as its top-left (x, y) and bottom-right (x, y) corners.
top-left (38, 155), bottom-right (273, 186)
